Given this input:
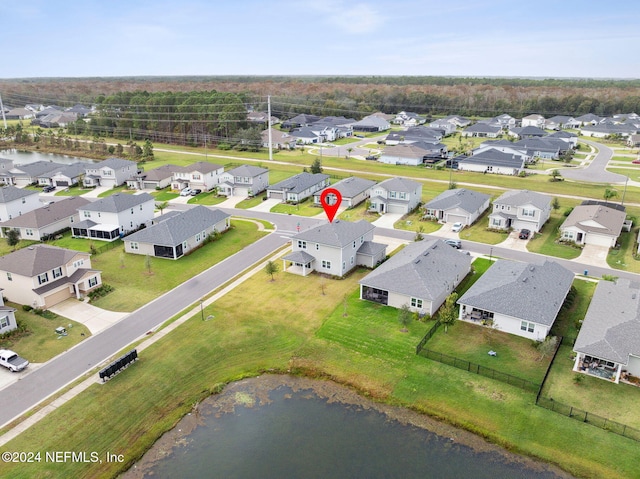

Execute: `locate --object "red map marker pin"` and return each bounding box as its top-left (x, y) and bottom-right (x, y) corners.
top-left (320, 188), bottom-right (342, 223)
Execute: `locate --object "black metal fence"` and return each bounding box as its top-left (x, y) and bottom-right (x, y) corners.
top-left (415, 320), bottom-right (440, 354)
top-left (535, 396), bottom-right (640, 442)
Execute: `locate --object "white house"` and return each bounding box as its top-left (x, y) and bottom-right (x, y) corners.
top-left (218, 165), bottom-right (269, 197)
top-left (379, 142), bottom-right (447, 166)
top-left (560, 201), bottom-right (626, 247)
top-left (368, 177), bottom-right (422, 214)
top-left (0, 186), bottom-right (42, 222)
top-left (521, 114), bottom-right (545, 128)
top-left (0, 291), bottom-right (17, 334)
top-left (313, 177), bottom-right (376, 208)
top-left (267, 172), bottom-right (330, 203)
top-left (458, 260), bottom-right (574, 341)
top-left (73, 193), bottom-right (155, 241)
top-left (171, 162), bottom-right (224, 192)
top-left (283, 220), bottom-right (386, 277)
top-left (488, 190), bottom-right (552, 233)
top-left (83, 158), bottom-right (139, 188)
top-left (456, 148), bottom-right (525, 175)
top-left (359, 239), bottom-right (471, 316)
top-left (126, 164), bottom-right (178, 190)
top-left (0, 245), bottom-right (102, 308)
top-left (424, 189), bottom-right (490, 226)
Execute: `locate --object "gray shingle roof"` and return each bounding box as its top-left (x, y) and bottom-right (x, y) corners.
top-left (377, 177), bottom-right (421, 193)
top-left (136, 164), bottom-right (180, 182)
top-left (459, 148), bottom-right (524, 169)
top-left (11, 161), bottom-right (66, 178)
top-left (315, 177), bottom-right (376, 199)
top-left (561, 203), bottom-right (626, 237)
top-left (493, 190), bottom-right (551, 210)
top-left (425, 188), bottom-right (490, 214)
top-left (0, 196), bottom-right (90, 229)
top-left (359, 239), bottom-right (471, 301)
top-left (184, 161), bottom-right (223, 174)
top-left (94, 157), bottom-right (137, 170)
top-left (81, 193), bottom-right (154, 213)
top-left (0, 244), bottom-right (86, 276)
top-left (225, 165), bottom-right (268, 178)
top-left (464, 123), bottom-right (502, 134)
top-left (0, 185), bottom-right (39, 203)
top-left (573, 279), bottom-right (640, 364)
top-left (458, 259), bottom-right (574, 327)
top-left (293, 220), bottom-right (374, 248)
top-left (268, 173), bottom-right (330, 194)
top-left (125, 206), bottom-right (230, 247)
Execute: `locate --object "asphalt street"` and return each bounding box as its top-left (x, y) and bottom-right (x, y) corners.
top-left (560, 139), bottom-right (627, 184)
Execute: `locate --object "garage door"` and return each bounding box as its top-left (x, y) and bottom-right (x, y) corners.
top-left (268, 191), bottom-right (284, 200)
top-left (387, 204), bottom-right (406, 214)
top-left (44, 287), bottom-right (72, 309)
top-left (55, 180), bottom-right (69, 186)
top-left (585, 234), bottom-right (614, 247)
top-left (446, 214), bottom-right (468, 225)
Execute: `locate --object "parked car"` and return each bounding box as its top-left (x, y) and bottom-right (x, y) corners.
top-left (444, 239), bottom-right (462, 249)
top-left (180, 187), bottom-right (192, 196)
top-left (519, 229), bottom-right (531, 240)
top-left (451, 222), bottom-right (464, 233)
top-left (42, 185), bottom-right (56, 193)
top-left (190, 188), bottom-right (202, 196)
top-left (0, 349), bottom-right (29, 372)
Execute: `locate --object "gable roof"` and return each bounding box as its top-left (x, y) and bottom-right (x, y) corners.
top-left (425, 188), bottom-right (490, 213)
top-left (92, 157), bottom-right (137, 170)
top-left (0, 196), bottom-right (90, 229)
top-left (81, 193), bottom-right (154, 213)
top-left (458, 148), bottom-right (524, 169)
top-left (52, 162), bottom-right (90, 179)
top-left (268, 172), bottom-right (329, 194)
top-left (293, 220), bottom-right (374, 248)
top-left (376, 177), bottom-right (421, 193)
top-left (458, 259), bottom-right (574, 326)
top-left (125, 206), bottom-right (230, 247)
top-left (135, 164), bottom-right (180, 182)
top-left (359, 239), bottom-right (470, 300)
top-left (0, 185), bottom-right (39, 203)
top-left (561, 203), bottom-right (626, 236)
top-left (0, 244), bottom-right (87, 276)
top-left (224, 165), bottom-right (268, 178)
top-left (315, 177), bottom-right (376, 199)
top-left (492, 189), bottom-right (551, 210)
top-left (573, 279), bottom-right (640, 364)
top-left (11, 161), bottom-right (66, 178)
top-left (184, 161), bottom-right (223, 174)
top-left (464, 123), bottom-right (502, 134)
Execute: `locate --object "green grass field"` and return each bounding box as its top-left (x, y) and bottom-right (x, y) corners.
top-left (526, 212), bottom-right (582, 259)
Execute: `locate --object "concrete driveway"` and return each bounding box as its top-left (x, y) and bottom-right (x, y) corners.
top-left (372, 213), bottom-right (403, 229)
top-left (248, 198), bottom-right (282, 213)
top-left (49, 299), bottom-right (128, 334)
top-left (495, 230), bottom-right (529, 252)
top-left (573, 244), bottom-right (610, 269)
top-left (431, 222), bottom-right (462, 239)
top-left (80, 186), bottom-right (111, 198)
top-left (217, 195), bottom-right (245, 208)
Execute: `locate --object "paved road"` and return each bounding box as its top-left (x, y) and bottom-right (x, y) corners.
top-left (561, 139), bottom-right (627, 184)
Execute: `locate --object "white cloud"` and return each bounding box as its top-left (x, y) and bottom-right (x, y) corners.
top-left (304, 1), bottom-right (383, 34)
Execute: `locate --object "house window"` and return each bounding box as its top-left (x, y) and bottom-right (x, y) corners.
top-left (193, 174), bottom-right (201, 180)
top-left (342, 261), bottom-right (346, 270)
top-left (562, 231), bottom-right (574, 240)
top-left (52, 267), bottom-right (63, 279)
top-left (399, 192), bottom-right (407, 200)
top-left (360, 236), bottom-right (364, 244)
top-left (522, 208), bottom-right (535, 217)
top-left (131, 208), bottom-right (134, 214)
top-left (297, 240), bottom-right (307, 249)
top-left (195, 232), bottom-right (202, 242)
top-left (140, 204), bottom-right (143, 210)
top-left (6, 272), bottom-right (12, 281)
top-left (130, 242), bottom-right (139, 250)
top-left (83, 211), bottom-right (91, 218)
top-left (25, 229), bottom-right (34, 236)
top-left (389, 191), bottom-right (397, 199)
top-left (411, 298), bottom-right (423, 309)
top-left (350, 256), bottom-right (354, 265)
top-left (70, 216), bottom-right (74, 223)
top-left (491, 218), bottom-right (502, 226)
top-left (0, 316), bottom-right (8, 329)
top-left (520, 321), bottom-right (535, 333)
top-left (487, 166), bottom-right (493, 172)
top-left (73, 259), bottom-right (84, 268)
top-left (321, 260), bottom-right (331, 269)
top-left (88, 276), bottom-right (98, 287)
top-left (38, 272), bottom-right (49, 285)
top-left (353, 241), bottom-right (356, 248)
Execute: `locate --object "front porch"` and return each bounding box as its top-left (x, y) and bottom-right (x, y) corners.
top-left (282, 250), bottom-right (315, 277)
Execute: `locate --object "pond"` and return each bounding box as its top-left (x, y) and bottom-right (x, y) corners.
top-left (0, 148), bottom-right (96, 165)
top-left (123, 376), bottom-right (573, 479)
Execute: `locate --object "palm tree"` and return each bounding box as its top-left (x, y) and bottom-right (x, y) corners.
top-left (603, 188), bottom-right (618, 204)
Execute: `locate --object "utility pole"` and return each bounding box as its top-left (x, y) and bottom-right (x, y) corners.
top-left (0, 93), bottom-right (7, 129)
top-left (621, 175), bottom-right (629, 205)
top-left (267, 95), bottom-right (273, 161)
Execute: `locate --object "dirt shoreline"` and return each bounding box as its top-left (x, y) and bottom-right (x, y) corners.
top-left (121, 374), bottom-right (574, 479)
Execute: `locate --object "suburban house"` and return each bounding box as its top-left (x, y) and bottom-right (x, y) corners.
top-left (474, 142), bottom-right (531, 163)
top-left (456, 148), bottom-right (525, 175)
top-left (573, 278), bottom-right (640, 384)
top-left (290, 127), bottom-right (322, 144)
top-left (458, 259), bottom-right (574, 341)
top-left (0, 186), bottom-right (42, 222)
top-left (49, 163), bottom-right (88, 187)
top-left (627, 134), bottom-right (640, 147)
top-left (393, 111), bottom-right (426, 127)
top-left (575, 113), bottom-right (602, 126)
top-left (460, 123), bottom-right (502, 138)
top-left (282, 220), bottom-right (386, 278)
top-left (72, 193), bottom-right (155, 241)
top-left (560, 201), bottom-right (626, 247)
top-left (0, 244), bottom-right (102, 308)
top-left (359, 239), bottom-right (471, 316)
top-left (261, 128), bottom-right (297, 150)
top-left (0, 158), bottom-right (14, 184)
top-left (385, 126), bottom-right (443, 145)
top-left (580, 123), bottom-right (638, 138)
top-left (126, 164), bottom-right (178, 190)
top-left (171, 162), bottom-right (224, 192)
top-left (424, 188), bottom-right (490, 226)
top-left (313, 177), bottom-right (376, 208)
top-left (9, 161), bottom-right (66, 186)
top-left (352, 114), bottom-right (391, 132)
top-left (218, 165), bottom-right (269, 197)
top-left (123, 206), bottom-right (230, 260)
top-left (83, 158), bottom-right (139, 188)
top-left (368, 177), bottom-right (422, 214)
top-left (491, 114), bottom-right (517, 129)
top-left (521, 114), bottom-right (545, 128)
top-left (508, 126), bottom-right (547, 139)
top-left (281, 114), bottom-right (321, 130)
top-left (428, 119), bottom-right (457, 135)
top-left (267, 172), bottom-right (330, 203)
top-left (0, 292), bottom-right (17, 334)
top-left (0, 196), bottom-right (90, 241)
top-left (488, 190), bottom-right (551, 233)
top-left (545, 115), bottom-right (580, 130)
top-left (379, 142), bottom-right (447, 166)
top-left (546, 130), bottom-right (579, 148)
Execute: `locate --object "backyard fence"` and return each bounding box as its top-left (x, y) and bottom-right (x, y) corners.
top-left (535, 396), bottom-right (640, 442)
top-left (415, 320), bottom-right (440, 355)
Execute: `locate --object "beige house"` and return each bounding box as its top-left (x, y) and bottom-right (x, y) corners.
top-left (560, 201), bottom-right (626, 247)
top-left (0, 245), bottom-right (102, 308)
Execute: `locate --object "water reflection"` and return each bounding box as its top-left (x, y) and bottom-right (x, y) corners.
top-left (0, 148), bottom-right (96, 165)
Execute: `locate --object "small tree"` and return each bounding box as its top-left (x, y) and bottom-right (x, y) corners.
top-left (142, 139), bottom-right (154, 160)
top-left (551, 197), bottom-right (560, 211)
top-left (310, 157), bottom-right (323, 174)
top-left (346, 147), bottom-right (353, 159)
top-left (414, 225), bottom-right (424, 242)
top-left (604, 188), bottom-right (618, 204)
top-left (6, 229), bottom-right (19, 251)
top-left (438, 292), bottom-right (458, 333)
top-left (155, 201), bottom-right (169, 215)
top-left (398, 304), bottom-right (411, 332)
top-left (550, 169), bottom-right (561, 181)
top-left (144, 254), bottom-right (152, 274)
top-left (537, 336), bottom-right (558, 361)
top-left (264, 260), bottom-right (279, 281)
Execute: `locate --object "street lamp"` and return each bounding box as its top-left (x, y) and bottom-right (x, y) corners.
top-left (200, 299), bottom-right (205, 321)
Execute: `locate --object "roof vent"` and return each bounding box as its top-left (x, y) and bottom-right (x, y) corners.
top-left (432, 244), bottom-right (438, 249)
top-left (522, 277), bottom-right (528, 283)
top-left (530, 266), bottom-right (535, 272)
top-left (423, 251), bottom-right (429, 257)
top-left (414, 259), bottom-right (421, 264)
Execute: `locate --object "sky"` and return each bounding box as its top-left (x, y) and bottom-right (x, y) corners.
top-left (2, 0), bottom-right (639, 79)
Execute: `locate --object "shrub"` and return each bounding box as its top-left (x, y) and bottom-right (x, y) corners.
top-left (87, 284), bottom-right (114, 301)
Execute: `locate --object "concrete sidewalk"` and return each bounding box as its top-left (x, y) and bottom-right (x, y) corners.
top-left (49, 299), bottom-right (128, 334)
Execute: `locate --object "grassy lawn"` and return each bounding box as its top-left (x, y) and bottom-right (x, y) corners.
top-left (270, 198), bottom-right (323, 217)
top-left (97, 185), bottom-right (132, 197)
top-left (607, 228), bottom-right (640, 272)
top-left (0, 306), bottom-right (91, 363)
top-left (458, 211), bottom-right (508, 244)
top-left (424, 320), bottom-right (550, 384)
top-left (550, 278), bottom-right (596, 342)
top-left (526, 212), bottom-right (582, 260)
top-left (1, 266), bottom-right (639, 479)
top-left (455, 257), bottom-right (493, 296)
top-left (542, 345), bottom-right (640, 430)
top-left (150, 190), bottom-right (178, 201)
top-left (46, 232), bottom-right (121, 254)
top-left (331, 137), bottom-right (360, 146)
top-left (186, 191), bottom-right (226, 205)
top-left (235, 195), bottom-right (265, 209)
top-left (89, 220), bottom-right (267, 311)
top-left (54, 185), bottom-right (94, 196)
top-left (337, 202), bottom-right (379, 223)
top-left (394, 213), bottom-right (443, 234)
